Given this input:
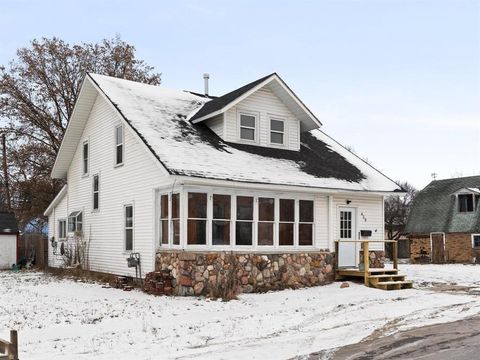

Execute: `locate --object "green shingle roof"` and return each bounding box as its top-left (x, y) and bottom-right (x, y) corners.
top-left (405, 176), bottom-right (480, 234)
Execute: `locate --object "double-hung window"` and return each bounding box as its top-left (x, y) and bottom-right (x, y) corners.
top-left (125, 205), bottom-right (133, 251)
top-left (212, 195), bottom-right (231, 245)
top-left (472, 234), bottom-right (480, 248)
top-left (92, 175), bottom-right (99, 210)
top-left (58, 219), bottom-right (66, 240)
top-left (258, 198), bottom-right (274, 246)
top-left (239, 113), bottom-right (257, 141)
top-left (82, 141), bottom-right (89, 175)
top-left (236, 196), bottom-right (254, 245)
top-left (171, 194), bottom-right (180, 245)
top-left (188, 193), bottom-right (207, 245)
top-left (115, 125), bottom-right (124, 166)
top-left (270, 119), bottom-right (285, 145)
top-left (299, 200), bottom-right (314, 246)
top-left (279, 199), bottom-right (295, 246)
top-left (160, 194), bottom-right (169, 245)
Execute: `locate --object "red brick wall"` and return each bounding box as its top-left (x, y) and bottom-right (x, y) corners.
top-left (409, 233), bottom-right (477, 263)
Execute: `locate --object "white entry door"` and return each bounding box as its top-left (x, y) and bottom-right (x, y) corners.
top-left (337, 207), bottom-right (358, 268)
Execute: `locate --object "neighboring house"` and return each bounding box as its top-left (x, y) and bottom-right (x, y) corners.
top-left (0, 212), bottom-right (19, 269)
top-left (44, 73), bottom-right (401, 294)
top-left (405, 176), bottom-right (480, 263)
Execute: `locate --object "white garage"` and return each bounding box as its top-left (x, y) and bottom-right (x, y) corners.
top-left (0, 212), bottom-right (19, 269)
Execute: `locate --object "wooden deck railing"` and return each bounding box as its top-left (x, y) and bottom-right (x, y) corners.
top-left (0, 330), bottom-right (18, 360)
top-left (334, 240), bottom-right (398, 286)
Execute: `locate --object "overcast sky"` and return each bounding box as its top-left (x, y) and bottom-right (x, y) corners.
top-left (1, 0), bottom-right (479, 189)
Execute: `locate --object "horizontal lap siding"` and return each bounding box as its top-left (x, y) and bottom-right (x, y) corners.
top-left (224, 87), bottom-right (300, 151)
top-left (49, 95), bottom-right (167, 276)
top-left (333, 195), bottom-right (385, 251)
top-left (204, 115), bottom-right (223, 137)
top-left (48, 194), bottom-right (68, 268)
top-left (314, 195), bottom-right (329, 249)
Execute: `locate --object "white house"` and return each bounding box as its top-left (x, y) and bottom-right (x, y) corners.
top-left (45, 73), bottom-right (401, 294)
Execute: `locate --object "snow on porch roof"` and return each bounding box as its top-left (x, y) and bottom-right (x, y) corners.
top-left (54, 73), bottom-right (401, 192)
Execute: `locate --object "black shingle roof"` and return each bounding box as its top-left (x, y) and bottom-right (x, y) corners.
top-left (0, 212), bottom-right (19, 234)
top-left (190, 73), bottom-right (275, 121)
top-left (405, 176), bottom-right (480, 234)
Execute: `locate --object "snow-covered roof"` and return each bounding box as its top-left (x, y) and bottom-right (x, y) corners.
top-left (53, 73), bottom-right (401, 193)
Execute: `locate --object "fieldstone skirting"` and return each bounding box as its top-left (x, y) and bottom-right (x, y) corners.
top-left (155, 251), bottom-right (335, 296)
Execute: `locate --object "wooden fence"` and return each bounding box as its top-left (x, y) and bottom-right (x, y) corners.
top-left (0, 330), bottom-right (18, 360)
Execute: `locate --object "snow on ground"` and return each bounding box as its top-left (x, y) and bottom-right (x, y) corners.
top-left (1, 265), bottom-right (479, 360)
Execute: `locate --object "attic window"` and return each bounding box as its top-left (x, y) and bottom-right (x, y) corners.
top-left (458, 194), bottom-right (475, 212)
top-left (239, 113), bottom-right (257, 141)
top-left (270, 119), bottom-right (285, 145)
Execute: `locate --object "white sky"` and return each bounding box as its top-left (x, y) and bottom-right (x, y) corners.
top-left (1, 0), bottom-right (479, 189)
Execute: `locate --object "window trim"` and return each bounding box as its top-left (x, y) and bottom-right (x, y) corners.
top-left (92, 174), bottom-right (99, 211)
top-left (82, 140), bottom-right (89, 176)
top-left (237, 111), bottom-right (258, 143)
top-left (269, 117), bottom-right (286, 146)
top-left (114, 124), bottom-right (125, 167)
top-left (124, 204), bottom-right (134, 252)
top-left (472, 234), bottom-right (480, 248)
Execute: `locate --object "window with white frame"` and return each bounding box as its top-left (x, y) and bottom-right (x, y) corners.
top-left (115, 125), bottom-right (124, 165)
top-left (159, 194), bottom-right (169, 245)
top-left (58, 219), bottom-right (66, 239)
top-left (239, 113), bottom-right (257, 141)
top-left (212, 194), bottom-right (231, 245)
top-left (92, 174), bottom-right (99, 210)
top-left (473, 234), bottom-right (480, 248)
top-left (188, 192), bottom-right (207, 245)
top-left (82, 141), bottom-right (89, 175)
top-left (258, 198), bottom-right (274, 246)
top-left (279, 199), bottom-right (295, 246)
top-left (125, 205), bottom-right (133, 251)
top-left (299, 200), bottom-right (314, 246)
top-left (68, 211), bottom-right (83, 233)
top-left (236, 196), bottom-right (254, 245)
top-left (270, 119), bottom-right (285, 145)
top-left (171, 193), bottom-right (180, 245)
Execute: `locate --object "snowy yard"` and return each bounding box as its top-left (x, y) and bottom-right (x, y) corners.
top-left (1, 264), bottom-right (480, 360)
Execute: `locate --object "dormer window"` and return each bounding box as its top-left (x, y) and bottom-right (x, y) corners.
top-left (239, 113), bottom-right (257, 141)
top-left (458, 193), bottom-right (479, 212)
top-left (270, 119), bottom-right (285, 145)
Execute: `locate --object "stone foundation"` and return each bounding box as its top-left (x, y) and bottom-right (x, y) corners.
top-left (359, 250), bottom-right (385, 268)
top-left (155, 251), bottom-right (335, 296)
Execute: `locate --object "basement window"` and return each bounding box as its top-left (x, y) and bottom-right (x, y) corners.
top-left (458, 194), bottom-right (474, 212)
top-left (473, 235), bottom-right (480, 248)
top-left (68, 211), bottom-right (83, 233)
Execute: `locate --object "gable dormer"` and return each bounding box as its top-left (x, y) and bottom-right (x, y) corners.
top-left (453, 188), bottom-right (480, 213)
top-left (190, 73), bottom-right (321, 151)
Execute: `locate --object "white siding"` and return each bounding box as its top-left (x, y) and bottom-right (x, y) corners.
top-left (48, 192), bottom-right (68, 268)
top-left (48, 94), bottom-right (168, 276)
top-left (0, 235), bottom-right (17, 269)
top-left (314, 195), bottom-right (329, 249)
top-left (204, 114), bottom-right (224, 137)
top-left (223, 86), bottom-right (300, 151)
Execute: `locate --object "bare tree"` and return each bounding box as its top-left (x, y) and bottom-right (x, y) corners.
top-left (0, 36), bottom-right (161, 227)
top-left (385, 181), bottom-right (417, 240)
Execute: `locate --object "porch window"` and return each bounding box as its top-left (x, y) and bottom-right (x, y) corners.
top-left (212, 194), bottom-right (231, 245)
top-left (188, 192), bottom-right (207, 245)
top-left (68, 211), bottom-right (83, 232)
top-left (92, 174), bottom-right (99, 210)
top-left (473, 234), bottom-right (480, 248)
top-left (279, 199), bottom-right (294, 246)
top-left (239, 113), bottom-right (257, 141)
top-left (115, 125), bottom-right (124, 165)
top-left (58, 219), bottom-right (66, 240)
top-left (125, 205), bottom-right (133, 251)
top-left (299, 200), bottom-right (314, 246)
top-left (258, 198), bottom-right (274, 246)
top-left (270, 119), bottom-right (285, 145)
top-left (236, 196), bottom-right (253, 245)
top-left (171, 193), bottom-right (180, 245)
top-left (160, 194), bottom-right (169, 245)
top-left (82, 141), bottom-right (89, 175)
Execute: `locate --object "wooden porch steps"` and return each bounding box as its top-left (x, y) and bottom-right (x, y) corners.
top-left (336, 268), bottom-right (413, 290)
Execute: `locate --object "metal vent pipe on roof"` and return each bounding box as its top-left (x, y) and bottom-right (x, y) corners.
top-left (203, 73), bottom-right (209, 96)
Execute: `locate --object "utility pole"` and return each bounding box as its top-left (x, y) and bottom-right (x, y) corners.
top-left (2, 133), bottom-right (11, 211)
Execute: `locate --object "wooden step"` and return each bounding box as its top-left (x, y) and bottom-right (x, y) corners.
top-left (373, 280), bottom-right (413, 290)
top-left (368, 269), bottom-right (398, 274)
top-left (369, 275), bottom-right (406, 283)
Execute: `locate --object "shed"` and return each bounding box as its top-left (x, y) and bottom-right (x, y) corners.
top-left (0, 212), bottom-right (19, 269)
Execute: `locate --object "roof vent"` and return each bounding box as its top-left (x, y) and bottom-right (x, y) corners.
top-left (203, 73), bottom-right (210, 96)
